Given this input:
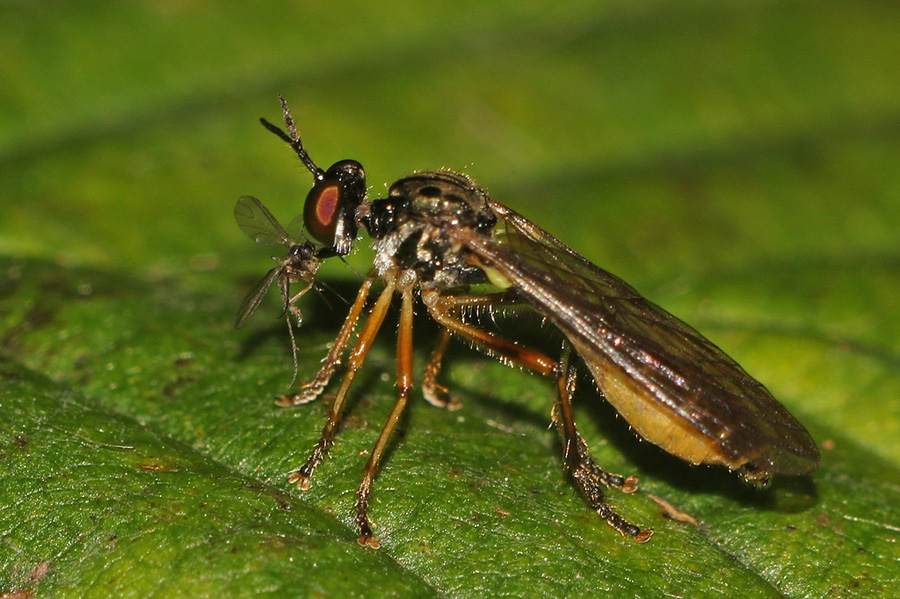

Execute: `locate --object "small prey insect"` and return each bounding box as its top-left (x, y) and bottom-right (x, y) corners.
top-left (236, 97), bottom-right (819, 549)
top-left (234, 195), bottom-right (327, 380)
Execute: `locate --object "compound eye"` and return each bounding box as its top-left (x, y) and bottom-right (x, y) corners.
top-left (304, 159), bottom-right (366, 253)
top-left (304, 178), bottom-right (343, 245)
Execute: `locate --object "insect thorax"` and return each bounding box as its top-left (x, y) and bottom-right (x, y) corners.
top-left (364, 171), bottom-right (498, 289)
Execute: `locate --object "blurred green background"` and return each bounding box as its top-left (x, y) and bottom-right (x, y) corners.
top-left (2, 1), bottom-right (899, 597)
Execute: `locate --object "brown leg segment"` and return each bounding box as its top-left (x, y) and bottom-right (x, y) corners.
top-left (421, 289), bottom-right (557, 376)
top-left (421, 290), bottom-right (526, 409)
top-left (287, 278), bottom-right (396, 489)
top-left (355, 286), bottom-right (416, 548)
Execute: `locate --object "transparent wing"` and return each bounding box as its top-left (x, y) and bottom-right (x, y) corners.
top-left (460, 199), bottom-right (818, 475)
top-left (235, 266), bottom-right (281, 329)
top-left (285, 214), bottom-right (307, 245)
top-left (235, 196), bottom-right (293, 246)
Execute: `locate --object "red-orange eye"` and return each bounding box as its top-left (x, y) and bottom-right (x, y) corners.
top-left (304, 179), bottom-right (343, 245)
top-left (304, 160), bottom-right (366, 255)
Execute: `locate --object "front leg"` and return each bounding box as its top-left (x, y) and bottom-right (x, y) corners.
top-left (278, 277), bottom-right (374, 406)
top-left (287, 278), bottom-right (395, 489)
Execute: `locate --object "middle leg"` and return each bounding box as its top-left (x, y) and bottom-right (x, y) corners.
top-left (288, 277), bottom-right (395, 489)
top-left (354, 285), bottom-right (416, 549)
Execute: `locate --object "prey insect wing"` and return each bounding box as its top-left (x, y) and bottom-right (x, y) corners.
top-left (235, 195), bottom-right (295, 246)
top-left (233, 195), bottom-right (321, 329)
top-left (235, 266), bottom-right (282, 329)
top-left (462, 199), bottom-right (819, 478)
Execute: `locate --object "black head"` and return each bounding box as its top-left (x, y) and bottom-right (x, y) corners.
top-left (260, 96), bottom-right (367, 256)
top-left (303, 159), bottom-right (365, 255)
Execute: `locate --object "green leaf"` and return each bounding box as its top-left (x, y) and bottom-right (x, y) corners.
top-left (2, 1), bottom-right (900, 597)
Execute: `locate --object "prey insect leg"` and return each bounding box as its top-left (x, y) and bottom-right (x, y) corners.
top-left (287, 278), bottom-right (395, 489)
top-left (279, 277), bottom-right (375, 406)
top-left (553, 347), bottom-right (652, 542)
top-left (282, 285), bottom-right (317, 387)
top-left (355, 286), bottom-right (416, 549)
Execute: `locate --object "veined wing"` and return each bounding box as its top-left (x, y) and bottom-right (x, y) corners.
top-left (235, 266), bottom-right (282, 329)
top-left (461, 198), bottom-right (818, 476)
top-left (235, 196), bottom-right (294, 246)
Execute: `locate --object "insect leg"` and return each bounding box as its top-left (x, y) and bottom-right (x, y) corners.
top-left (283, 285), bottom-right (317, 387)
top-left (355, 286), bottom-right (415, 549)
top-left (422, 328), bottom-right (461, 409)
top-left (553, 347), bottom-right (652, 542)
top-left (436, 289), bottom-right (523, 309)
top-left (423, 291), bottom-right (525, 409)
top-left (285, 284), bottom-right (315, 322)
top-left (421, 289), bottom-right (557, 376)
top-left (287, 278), bottom-right (395, 489)
top-left (279, 277), bottom-right (375, 406)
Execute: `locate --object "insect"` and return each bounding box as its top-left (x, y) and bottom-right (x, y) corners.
top-left (234, 195), bottom-right (332, 380)
top-left (236, 96), bottom-right (820, 549)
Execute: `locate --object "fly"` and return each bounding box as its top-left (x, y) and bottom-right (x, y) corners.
top-left (234, 195), bottom-right (325, 381)
top-left (236, 96), bottom-right (819, 549)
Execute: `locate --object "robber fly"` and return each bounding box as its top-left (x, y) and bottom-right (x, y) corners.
top-left (236, 96), bottom-right (819, 549)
